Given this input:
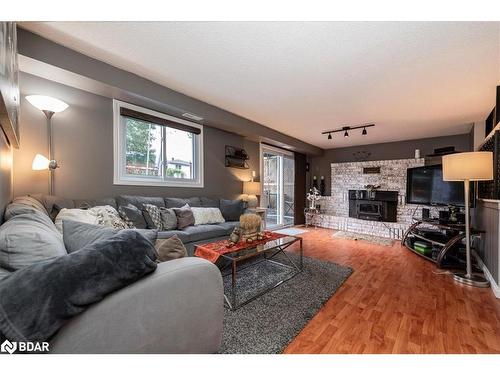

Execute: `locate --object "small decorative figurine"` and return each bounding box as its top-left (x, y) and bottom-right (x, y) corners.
top-left (227, 227), bottom-right (241, 247)
top-left (239, 213), bottom-right (262, 242)
top-left (306, 187), bottom-right (321, 210)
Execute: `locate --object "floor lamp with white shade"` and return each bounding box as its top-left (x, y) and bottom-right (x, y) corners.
top-left (25, 95), bottom-right (69, 195)
top-left (442, 151), bottom-right (493, 287)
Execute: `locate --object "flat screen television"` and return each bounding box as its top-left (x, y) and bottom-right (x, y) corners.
top-left (406, 164), bottom-right (471, 207)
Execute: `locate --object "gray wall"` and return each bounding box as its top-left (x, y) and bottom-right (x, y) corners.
top-left (14, 72), bottom-right (260, 200)
top-left (309, 133), bottom-right (472, 196)
top-left (0, 129), bottom-right (13, 221)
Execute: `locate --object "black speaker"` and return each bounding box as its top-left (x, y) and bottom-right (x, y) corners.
top-left (422, 208), bottom-right (430, 220)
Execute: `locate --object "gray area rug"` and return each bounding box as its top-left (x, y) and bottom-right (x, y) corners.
top-left (220, 253), bottom-right (352, 354)
top-left (333, 230), bottom-right (394, 246)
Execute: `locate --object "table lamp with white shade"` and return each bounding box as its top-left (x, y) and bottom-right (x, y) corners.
top-left (243, 181), bottom-right (261, 208)
top-left (442, 151), bottom-right (493, 287)
top-left (26, 95), bottom-right (69, 195)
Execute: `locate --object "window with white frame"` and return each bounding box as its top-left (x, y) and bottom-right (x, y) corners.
top-left (113, 100), bottom-right (204, 187)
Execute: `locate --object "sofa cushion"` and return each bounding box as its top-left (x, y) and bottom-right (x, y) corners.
top-left (180, 224), bottom-right (227, 243)
top-left (0, 211), bottom-right (66, 271)
top-left (215, 221), bottom-right (240, 235)
top-left (200, 197), bottom-right (219, 208)
top-left (73, 198), bottom-right (117, 209)
top-left (173, 204), bottom-right (195, 230)
top-left (4, 196), bottom-right (48, 221)
top-left (164, 197), bottom-right (202, 208)
top-left (116, 195), bottom-right (165, 210)
top-left (118, 204), bottom-right (147, 229)
top-left (62, 220), bottom-right (158, 254)
top-left (219, 199), bottom-right (245, 221)
top-left (31, 194), bottom-right (76, 221)
top-left (4, 202), bottom-right (44, 222)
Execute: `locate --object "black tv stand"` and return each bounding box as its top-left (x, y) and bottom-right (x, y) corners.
top-left (402, 218), bottom-right (484, 269)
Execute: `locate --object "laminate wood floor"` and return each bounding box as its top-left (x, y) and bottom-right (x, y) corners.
top-left (283, 227), bottom-right (500, 354)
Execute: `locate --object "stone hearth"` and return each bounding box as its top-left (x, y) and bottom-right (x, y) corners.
top-left (313, 158), bottom-right (429, 239)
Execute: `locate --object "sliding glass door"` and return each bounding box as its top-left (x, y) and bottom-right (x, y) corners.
top-left (261, 144), bottom-right (295, 229)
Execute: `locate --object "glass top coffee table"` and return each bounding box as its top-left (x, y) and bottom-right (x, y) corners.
top-left (195, 234), bottom-right (303, 310)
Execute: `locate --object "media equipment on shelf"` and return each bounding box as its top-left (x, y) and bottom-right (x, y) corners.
top-left (422, 208), bottom-right (430, 220)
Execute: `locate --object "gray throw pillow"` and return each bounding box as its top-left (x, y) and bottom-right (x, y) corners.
top-left (155, 235), bottom-right (187, 262)
top-left (143, 204), bottom-right (162, 230)
top-left (0, 211), bottom-right (66, 271)
top-left (159, 207), bottom-right (177, 230)
top-left (118, 204), bottom-right (147, 229)
top-left (220, 199), bottom-right (245, 221)
top-left (63, 220), bottom-right (158, 254)
top-left (173, 204), bottom-right (195, 230)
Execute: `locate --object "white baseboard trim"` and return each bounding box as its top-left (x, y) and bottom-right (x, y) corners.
top-left (475, 253), bottom-right (500, 299)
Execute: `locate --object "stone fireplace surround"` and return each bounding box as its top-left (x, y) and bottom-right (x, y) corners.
top-left (313, 158), bottom-right (428, 239)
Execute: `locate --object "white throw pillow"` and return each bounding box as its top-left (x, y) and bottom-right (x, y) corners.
top-left (54, 208), bottom-right (100, 233)
top-left (191, 207), bottom-right (225, 225)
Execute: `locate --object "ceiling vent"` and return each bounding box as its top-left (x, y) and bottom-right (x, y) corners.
top-left (182, 112), bottom-right (204, 121)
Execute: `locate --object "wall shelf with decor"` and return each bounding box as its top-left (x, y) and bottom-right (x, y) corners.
top-left (225, 145), bottom-right (249, 169)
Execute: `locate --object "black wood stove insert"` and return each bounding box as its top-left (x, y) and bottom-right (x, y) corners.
top-left (348, 190), bottom-right (398, 222)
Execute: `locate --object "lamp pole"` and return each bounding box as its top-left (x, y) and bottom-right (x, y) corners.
top-left (464, 179), bottom-right (471, 278)
top-left (43, 110), bottom-right (55, 195)
top-left (452, 178), bottom-right (489, 287)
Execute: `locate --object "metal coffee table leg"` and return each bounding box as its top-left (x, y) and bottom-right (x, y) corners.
top-left (231, 260), bottom-right (237, 311)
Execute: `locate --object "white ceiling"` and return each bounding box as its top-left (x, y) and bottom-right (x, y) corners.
top-left (21, 22), bottom-right (500, 149)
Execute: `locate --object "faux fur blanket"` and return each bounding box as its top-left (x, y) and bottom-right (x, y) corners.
top-left (0, 230), bottom-right (157, 343)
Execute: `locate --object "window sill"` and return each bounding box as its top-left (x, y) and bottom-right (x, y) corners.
top-left (113, 177), bottom-right (204, 188)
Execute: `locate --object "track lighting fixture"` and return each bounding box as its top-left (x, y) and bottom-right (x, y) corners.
top-left (321, 123), bottom-right (375, 140)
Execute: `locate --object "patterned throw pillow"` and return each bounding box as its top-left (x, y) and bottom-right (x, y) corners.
top-left (159, 207), bottom-right (178, 230)
top-left (88, 205), bottom-right (128, 230)
top-left (191, 207), bottom-right (225, 225)
top-left (143, 204), bottom-right (163, 230)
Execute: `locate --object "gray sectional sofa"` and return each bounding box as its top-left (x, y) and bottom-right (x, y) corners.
top-left (0, 193), bottom-right (245, 353)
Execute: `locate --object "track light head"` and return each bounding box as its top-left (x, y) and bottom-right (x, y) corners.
top-left (327, 133), bottom-right (332, 140)
top-left (344, 130), bottom-right (349, 137)
top-left (362, 127), bottom-right (367, 135)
